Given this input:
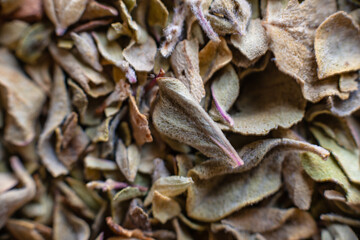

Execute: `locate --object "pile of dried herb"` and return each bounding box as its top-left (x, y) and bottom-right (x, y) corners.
top-left (1, 0), bottom-right (360, 239)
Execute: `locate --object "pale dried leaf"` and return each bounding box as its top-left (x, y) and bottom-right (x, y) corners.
top-left (71, 32), bottom-right (102, 72)
top-left (170, 39), bottom-right (205, 102)
top-left (315, 11), bottom-right (360, 79)
top-left (230, 19), bottom-right (268, 61)
top-left (220, 62), bottom-right (306, 135)
top-left (0, 62), bottom-right (46, 146)
top-left (0, 157), bottom-right (36, 229)
top-left (339, 72), bottom-right (358, 93)
top-left (38, 65), bottom-right (69, 177)
top-left (144, 176), bottom-right (193, 206)
top-left (53, 200), bottom-right (90, 240)
top-left (123, 37), bottom-right (157, 72)
top-left (43, 0), bottom-right (88, 35)
top-left (81, 0), bottom-right (118, 21)
top-left (148, 0), bottom-right (168, 27)
top-left (199, 37), bottom-right (232, 83)
top-left (152, 191), bottom-right (181, 224)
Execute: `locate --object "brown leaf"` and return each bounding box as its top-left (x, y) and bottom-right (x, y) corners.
top-left (339, 72), bottom-right (358, 93)
top-left (261, 209), bottom-right (317, 240)
top-left (123, 37), bottom-right (157, 72)
top-left (71, 32), bottom-right (102, 72)
top-left (219, 62), bottom-right (306, 135)
top-left (0, 157), bottom-right (36, 229)
top-left (53, 197), bottom-right (90, 240)
top-left (152, 77), bottom-right (243, 167)
top-left (81, 0), bottom-right (118, 21)
top-left (264, 0), bottom-right (346, 102)
top-left (282, 153), bottom-right (314, 210)
top-left (0, 61), bottom-right (46, 146)
top-left (129, 94), bottom-right (153, 146)
top-left (0, 20), bottom-right (29, 50)
top-left (49, 43), bottom-right (114, 98)
top-left (170, 39), bottom-right (205, 102)
top-left (115, 140), bottom-right (140, 182)
top-left (106, 217), bottom-right (154, 240)
top-left (222, 207), bottom-right (296, 233)
top-left (315, 11), bottom-right (360, 79)
top-left (38, 65), bottom-right (69, 177)
top-left (199, 37), bottom-right (232, 83)
top-left (43, 0), bottom-right (88, 35)
top-left (144, 176), bottom-right (193, 206)
top-left (327, 224), bottom-right (358, 240)
top-left (6, 219), bottom-right (52, 240)
top-left (9, 0), bottom-right (43, 21)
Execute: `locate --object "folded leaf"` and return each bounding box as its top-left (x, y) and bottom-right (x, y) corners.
top-left (152, 77), bottom-right (243, 167)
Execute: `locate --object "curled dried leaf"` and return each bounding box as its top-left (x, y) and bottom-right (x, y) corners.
top-left (71, 32), bottom-right (102, 72)
top-left (207, 0), bottom-right (252, 35)
top-left (49, 43), bottom-right (114, 97)
top-left (0, 157), bottom-right (36, 229)
top-left (129, 95), bottom-right (153, 146)
top-left (53, 199), bottom-right (90, 240)
top-left (315, 11), bottom-right (360, 79)
top-left (144, 176), bottom-right (193, 206)
top-left (123, 37), bottom-right (157, 72)
top-left (148, 0), bottom-right (169, 27)
top-left (170, 39), bottom-right (205, 102)
top-left (199, 37), bottom-right (232, 83)
top-left (44, 0), bottom-right (88, 36)
top-left (220, 62), bottom-right (306, 135)
top-left (152, 191), bottom-right (181, 224)
top-left (152, 77), bottom-right (243, 167)
top-left (38, 65), bottom-right (69, 177)
top-left (230, 19), bottom-right (268, 61)
top-left (209, 64), bottom-right (239, 125)
top-left (302, 153), bottom-right (360, 205)
top-left (0, 61), bottom-right (46, 146)
top-left (81, 0), bottom-right (118, 21)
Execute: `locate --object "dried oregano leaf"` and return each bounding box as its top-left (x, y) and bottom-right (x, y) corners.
top-left (81, 0), bottom-right (118, 21)
top-left (219, 62), bottom-right (306, 135)
top-left (129, 95), bottom-right (153, 146)
top-left (315, 11), bottom-right (360, 79)
top-left (71, 32), bottom-right (102, 72)
top-left (186, 139), bottom-right (328, 221)
top-left (199, 37), bottom-right (232, 83)
top-left (0, 20), bottom-right (29, 49)
top-left (53, 198), bottom-right (90, 240)
top-left (0, 157), bottom-right (36, 229)
top-left (187, 150), bottom-right (286, 222)
top-left (152, 191), bottom-right (181, 224)
top-left (264, 0), bottom-right (349, 102)
top-left (152, 77), bottom-right (243, 167)
top-left (0, 58), bottom-right (46, 146)
top-left (230, 19), bottom-right (268, 61)
top-left (43, 0), bottom-right (88, 36)
top-left (115, 140), bottom-right (140, 182)
top-left (209, 64), bottom-right (239, 125)
top-left (310, 126), bottom-right (360, 184)
top-left (206, 0), bottom-right (252, 36)
top-left (188, 138), bottom-right (329, 180)
top-left (144, 176), bottom-right (193, 206)
top-left (261, 209), bottom-right (317, 240)
top-left (282, 153), bottom-right (314, 210)
top-left (6, 219), bottom-right (51, 240)
top-left (321, 213), bottom-right (360, 227)
top-left (170, 39), bottom-right (205, 102)
top-left (147, 0), bottom-right (168, 27)
top-left (49, 43), bottom-right (114, 97)
top-left (15, 23), bottom-right (52, 64)
top-left (38, 65), bottom-right (69, 177)
top-left (222, 207), bottom-right (296, 233)
top-left (339, 72), bottom-right (358, 93)
top-left (327, 224), bottom-right (358, 240)
top-left (123, 37), bottom-right (157, 72)
top-left (301, 153), bottom-right (360, 205)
